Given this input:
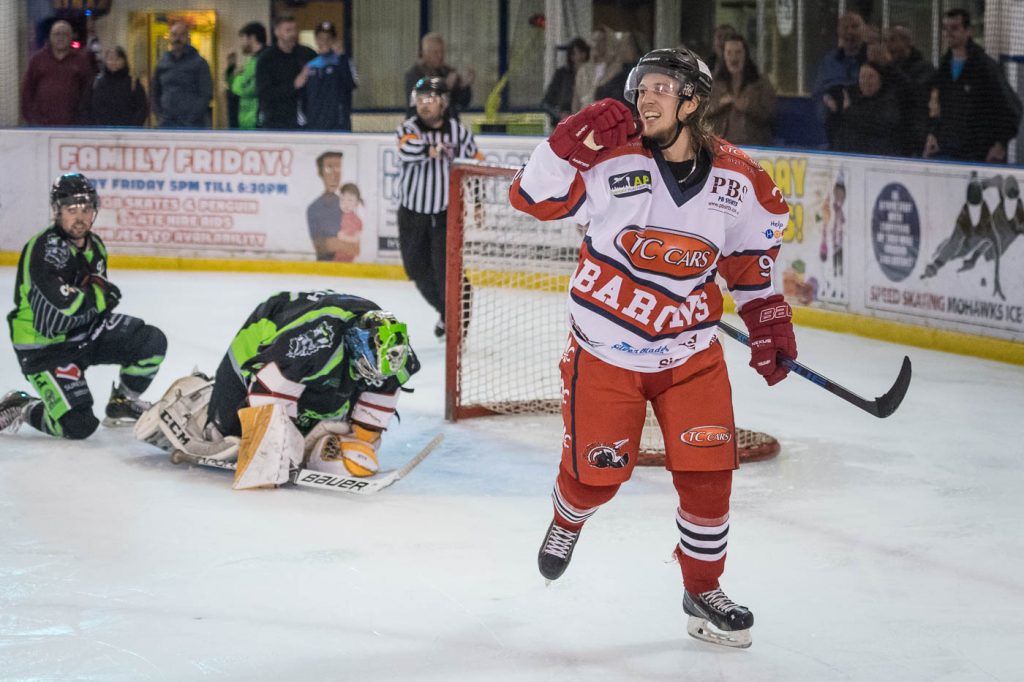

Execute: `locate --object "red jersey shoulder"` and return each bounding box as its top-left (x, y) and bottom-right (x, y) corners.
top-left (711, 138), bottom-right (787, 215)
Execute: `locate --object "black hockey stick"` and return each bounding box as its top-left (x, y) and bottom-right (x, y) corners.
top-left (716, 321), bottom-right (912, 418)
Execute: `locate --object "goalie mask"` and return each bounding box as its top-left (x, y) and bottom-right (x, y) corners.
top-left (50, 172), bottom-right (99, 220)
top-left (344, 311), bottom-right (411, 384)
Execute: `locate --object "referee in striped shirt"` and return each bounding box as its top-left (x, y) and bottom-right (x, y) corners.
top-left (397, 76), bottom-right (483, 338)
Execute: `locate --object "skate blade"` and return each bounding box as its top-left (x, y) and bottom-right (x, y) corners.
top-left (102, 416), bottom-right (138, 428)
top-left (686, 616), bottom-right (751, 649)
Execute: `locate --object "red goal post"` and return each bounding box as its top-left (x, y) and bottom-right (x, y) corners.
top-left (444, 160), bottom-right (779, 464)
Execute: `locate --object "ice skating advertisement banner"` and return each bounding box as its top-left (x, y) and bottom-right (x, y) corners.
top-left (46, 134), bottom-right (368, 263)
top-left (863, 166), bottom-right (1024, 336)
top-left (749, 152), bottom-right (851, 309)
top-left (1, 129), bottom-right (1021, 341)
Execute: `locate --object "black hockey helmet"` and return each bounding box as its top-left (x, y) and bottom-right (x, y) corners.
top-left (414, 75), bottom-right (449, 97)
top-left (50, 173), bottom-right (98, 217)
top-left (624, 48), bottom-right (713, 104)
top-left (410, 75), bottom-right (450, 108)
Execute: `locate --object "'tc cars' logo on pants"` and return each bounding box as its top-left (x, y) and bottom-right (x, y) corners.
top-left (680, 425), bottom-right (732, 447)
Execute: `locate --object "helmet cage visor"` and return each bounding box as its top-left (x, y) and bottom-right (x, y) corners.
top-left (625, 65), bottom-right (696, 104)
top-left (54, 193), bottom-right (98, 211)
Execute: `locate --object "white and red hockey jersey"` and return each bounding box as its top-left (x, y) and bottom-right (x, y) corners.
top-left (510, 138), bottom-right (789, 372)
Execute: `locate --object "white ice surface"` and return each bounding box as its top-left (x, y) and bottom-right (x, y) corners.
top-left (1, 268), bottom-right (1022, 681)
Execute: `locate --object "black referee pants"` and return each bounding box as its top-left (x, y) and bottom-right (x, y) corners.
top-left (397, 206), bottom-right (448, 317)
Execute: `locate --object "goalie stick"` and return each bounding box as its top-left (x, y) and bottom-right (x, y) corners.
top-left (716, 321), bottom-right (912, 418)
top-left (169, 433), bottom-right (444, 495)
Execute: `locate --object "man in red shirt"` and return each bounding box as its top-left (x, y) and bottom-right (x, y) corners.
top-left (20, 20), bottom-right (95, 126)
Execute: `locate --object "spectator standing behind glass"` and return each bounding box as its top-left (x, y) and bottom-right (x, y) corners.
top-left (542, 37), bottom-right (589, 127)
top-left (862, 25), bottom-right (914, 157)
top-left (297, 21), bottom-right (358, 131)
top-left (885, 25), bottom-right (935, 158)
top-left (924, 8), bottom-right (1022, 163)
top-left (831, 62), bottom-right (900, 156)
top-left (707, 35), bottom-right (776, 147)
top-left (151, 21), bottom-right (212, 128)
top-left (572, 27), bottom-right (614, 112)
top-left (705, 24), bottom-right (737, 74)
top-left (231, 22), bottom-right (267, 130)
top-left (257, 14), bottom-right (316, 130)
top-left (20, 20), bottom-right (95, 126)
top-left (813, 12), bottom-right (866, 148)
top-left (225, 52), bottom-right (240, 128)
top-left (593, 32), bottom-right (640, 106)
top-left (88, 47), bottom-right (148, 126)
top-left (404, 33), bottom-right (474, 117)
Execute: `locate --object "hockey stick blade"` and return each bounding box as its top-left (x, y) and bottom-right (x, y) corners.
top-left (293, 433), bottom-right (443, 494)
top-left (716, 321), bottom-right (912, 418)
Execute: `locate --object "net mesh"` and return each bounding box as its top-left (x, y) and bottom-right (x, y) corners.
top-left (447, 161), bottom-right (780, 462)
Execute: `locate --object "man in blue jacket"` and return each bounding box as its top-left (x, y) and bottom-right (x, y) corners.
top-left (152, 21), bottom-right (213, 128)
top-left (297, 21), bottom-right (358, 131)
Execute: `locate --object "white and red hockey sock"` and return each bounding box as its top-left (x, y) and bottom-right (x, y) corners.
top-left (671, 469), bottom-right (733, 594)
top-left (551, 469), bottom-right (619, 530)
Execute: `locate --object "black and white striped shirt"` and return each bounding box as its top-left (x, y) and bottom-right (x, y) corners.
top-left (397, 115), bottom-right (481, 214)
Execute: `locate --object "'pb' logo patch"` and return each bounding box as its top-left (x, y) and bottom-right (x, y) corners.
top-left (608, 171), bottom-right (653, 198)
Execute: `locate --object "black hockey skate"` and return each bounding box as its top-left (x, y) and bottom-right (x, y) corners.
top-left (103, 383), bottom-right (151, 427)
top-left (538, 520), bottom-right (580, 583)
top-left (683, 588), bottom-right (754, 649)
top-left (0, 390), bottom-right (38, 433)
top-left (434, 318), bottom-right (446, 340)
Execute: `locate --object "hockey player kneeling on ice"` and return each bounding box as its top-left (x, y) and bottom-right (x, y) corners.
top-left (511, 48), bottom-right (798, 649)
top-left (0, 174), bottom-right (166, 439)
top-left (134, 291), bottom-right (418, 489)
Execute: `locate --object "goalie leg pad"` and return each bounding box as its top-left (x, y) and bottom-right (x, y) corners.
top-left (135, 373), bottom-right (213, 451)
top-left (136, 373), bottom-right (241, 460)
top-left (233, 404), bottom-right (304, 490)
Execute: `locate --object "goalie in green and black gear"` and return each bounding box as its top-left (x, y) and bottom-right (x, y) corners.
top-left (206, 290), bottom-right (418, 438)
top-left (0, 173), bottom-right (167, 439)
top-left (135, 290), bottom-right (419, 480)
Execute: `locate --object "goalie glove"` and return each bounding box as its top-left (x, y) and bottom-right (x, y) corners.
top-left (548, 98), bottom-right (638, 171)
top-left (738, 295), bottom-right (797, 386)
top-left (308, 423), bottom-right (381, 477)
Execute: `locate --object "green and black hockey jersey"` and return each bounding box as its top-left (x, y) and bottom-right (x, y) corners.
top-left (7, 225), bottom-right (115, 373)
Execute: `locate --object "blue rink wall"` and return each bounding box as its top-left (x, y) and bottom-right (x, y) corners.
top-left (0, 127), bottom-right (1021, 364)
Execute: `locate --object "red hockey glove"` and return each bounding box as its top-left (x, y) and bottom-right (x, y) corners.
top-left (738, 295), bottom-right (797, 386)
top-left (548, 98), bottom-right (638, 171)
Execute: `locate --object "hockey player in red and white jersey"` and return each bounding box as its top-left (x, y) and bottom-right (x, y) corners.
top-left (510, 48), bottom-right (796, 649)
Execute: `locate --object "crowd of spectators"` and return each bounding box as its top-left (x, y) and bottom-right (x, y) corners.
top-left (16, 8), bottom-right (1024, 163)
top-left (812, 8), bottom-right (1021, 162)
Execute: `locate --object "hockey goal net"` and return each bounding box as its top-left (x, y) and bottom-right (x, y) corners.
top-left (444, 160), bottom-right (778, 465)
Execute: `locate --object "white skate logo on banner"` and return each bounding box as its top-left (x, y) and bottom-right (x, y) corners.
top-left (287, 321), bottom-right (335, 358)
